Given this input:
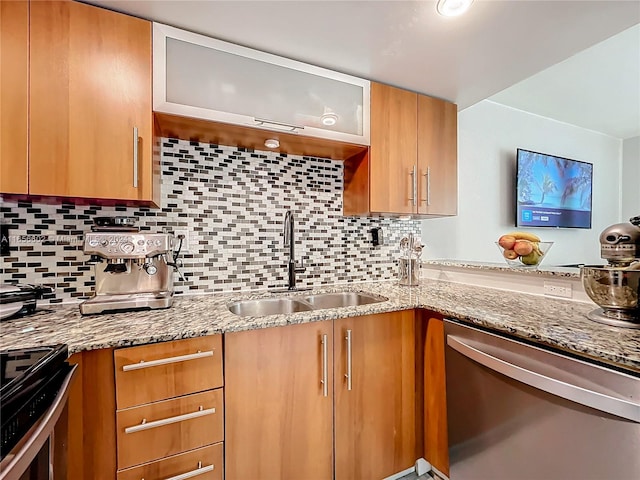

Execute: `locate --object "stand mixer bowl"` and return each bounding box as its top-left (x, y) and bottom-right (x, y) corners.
top-left (581, 266), bottom-right (640, 327)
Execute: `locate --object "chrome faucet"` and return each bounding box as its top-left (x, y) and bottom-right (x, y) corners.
top-left (283, 209), bottom-right (306, 290)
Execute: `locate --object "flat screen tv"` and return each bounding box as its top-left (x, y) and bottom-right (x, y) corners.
top-left (516, 148), bottom-right (593, 229)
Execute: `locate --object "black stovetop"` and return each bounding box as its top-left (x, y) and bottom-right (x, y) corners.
top-left (0, 344), bottom-right (70, 458)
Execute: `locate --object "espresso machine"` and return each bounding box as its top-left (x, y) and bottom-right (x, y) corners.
top-left (581, 215), bottom-right (640, 328)
top-left (79, 217), bottom-right (179, 315)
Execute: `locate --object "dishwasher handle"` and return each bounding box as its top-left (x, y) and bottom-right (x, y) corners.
top-left (447, 335), bottom-right (640, 423)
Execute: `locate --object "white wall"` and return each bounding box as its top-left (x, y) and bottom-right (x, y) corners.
top-left (621, 135), bottom-right (640, 221)
top-left (422, 100), bottom-right (622, 266)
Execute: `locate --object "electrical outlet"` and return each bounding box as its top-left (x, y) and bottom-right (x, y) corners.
top-left (174, 229), bottom-right (190, 252)
top-left (543, 281), bottom-right (572, 298)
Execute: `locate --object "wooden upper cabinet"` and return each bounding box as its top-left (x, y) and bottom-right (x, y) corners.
top-left (344, 82), bottom-right (457, 217)
top-left (369, 82), bottom-right (417, 214)
top-left (334, 311), bottom-right (419, 480)
top-left (417, 95), bottom-right (458, 216)
top-left (29, 0), bottom-right (155, 203)
top-left (0, 0), bottom-right (29, 194)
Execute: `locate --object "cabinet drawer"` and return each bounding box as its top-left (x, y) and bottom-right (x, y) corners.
top-left (117, 389), bottom-right (224, 469)
top-left (115, 336), bottom-right (222, 409)
top-left (117, 442), bottom-right (223, 480)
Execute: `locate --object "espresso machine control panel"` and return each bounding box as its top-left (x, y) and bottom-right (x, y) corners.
top-left (84, 233), bottom-right (174, 259)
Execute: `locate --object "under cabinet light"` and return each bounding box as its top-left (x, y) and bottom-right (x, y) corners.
top-left (264, 139), bottom-right (280, 149)
top-left (437, 0), bottom-right (474, 17)
top-left (321, 112), bottom-right (338, 126)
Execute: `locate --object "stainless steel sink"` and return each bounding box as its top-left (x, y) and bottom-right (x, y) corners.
top-left (302, 292), bottom-right (387, 310)
top-left (228, 298), bottom-right (313, 317)
top-left (228, 291), bottom-right (387, 317)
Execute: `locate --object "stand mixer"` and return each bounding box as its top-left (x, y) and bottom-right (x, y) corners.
top-left (581, 215), bottom-right (640, 328)
top-left (79, 217), bottom-right (180, 315)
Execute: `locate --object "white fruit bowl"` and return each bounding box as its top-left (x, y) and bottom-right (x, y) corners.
top-left (495, 241), bottom-right (554, 269)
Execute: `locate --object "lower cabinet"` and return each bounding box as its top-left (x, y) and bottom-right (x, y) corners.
top-left (116, 443), bottom-right (223, 480)
top-left (67, 335), bottom-right (224, 480)
top-left (225, 320), bottom-right (334, 480)
top-left (66, 311), bottom-right (447, 480)
top-left (334, 311), bottom-right (418, 479)
top-left (224, 311), bottom-right (420, 480)
top-left (116, 389), bottom-right (224, 469)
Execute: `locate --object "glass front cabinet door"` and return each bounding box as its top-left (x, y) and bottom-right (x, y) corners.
top-left (153, 23), bottom-right (370, 146)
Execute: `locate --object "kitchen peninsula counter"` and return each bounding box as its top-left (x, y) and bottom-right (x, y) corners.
top-left (1, 279), bottom-right (638, 374)
top-left (423, 259), bottom-right (582, 278)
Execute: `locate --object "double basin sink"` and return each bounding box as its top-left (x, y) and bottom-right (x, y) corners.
top-left (228, 291), bottom-right (387, 317)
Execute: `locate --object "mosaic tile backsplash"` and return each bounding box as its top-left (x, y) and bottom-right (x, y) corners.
top-left (0, 139), bottom-right (421, 304)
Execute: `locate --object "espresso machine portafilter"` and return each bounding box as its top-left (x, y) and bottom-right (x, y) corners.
top-left (79, 217), bottom-right (181, 315)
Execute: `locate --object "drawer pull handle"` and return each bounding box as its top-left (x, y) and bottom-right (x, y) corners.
top-left (122, 350), bottom-right (214, 371)
top-left (163, 462), bottom-right (215, 480)
top-left (125, 406), bottom-right (215, 434)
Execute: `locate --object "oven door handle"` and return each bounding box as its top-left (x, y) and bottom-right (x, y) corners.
top-left (447, 335), bottom-right (640, 423)
top-left (0, 364), bottom-right (78, 480)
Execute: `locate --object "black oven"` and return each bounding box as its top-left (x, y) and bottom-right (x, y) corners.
top-left (0, 345), bottom-right (77, 480)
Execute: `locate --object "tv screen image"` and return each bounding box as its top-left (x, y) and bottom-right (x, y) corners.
top-left (516, 149), bottom-right (593, 229)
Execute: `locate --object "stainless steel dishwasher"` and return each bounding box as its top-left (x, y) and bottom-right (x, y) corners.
top-left (444, 319), bottom-right (640, 480)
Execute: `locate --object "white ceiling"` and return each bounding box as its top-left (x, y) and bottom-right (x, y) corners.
top-left (489, 24), bottom-right (640, 140)
top-left (89, 0), bottom-right (640, 136)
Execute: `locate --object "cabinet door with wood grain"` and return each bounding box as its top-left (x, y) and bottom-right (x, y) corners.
top-left (0, 0), bottom-right (28, 194)
top-left (29, 0), bottom-right (153, 201)
top-left (335, 310), bottom-right (418, 480)
top-left (369, 82), bottom-right (418, 214)
top-left (419, 312), bottom-right (450, 477)
top-left (116, 389), bottom-right (224, 469)
top-left (224, 321), bottom-right (334, 480)
top-left (417, 94), bottom-right (458, 216)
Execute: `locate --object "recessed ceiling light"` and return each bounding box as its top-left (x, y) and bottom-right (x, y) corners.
top-left (437, 0), bottom-right (474, 17)
top-left (264, 138), bottom-right (280, 149)
top-left (321, 112), bottom-right (338, 126)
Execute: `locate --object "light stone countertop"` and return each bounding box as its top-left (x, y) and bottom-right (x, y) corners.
top-left (0, 279), bottom-right (638, 374)
top-left (423, 259), bottom-right (582, 278)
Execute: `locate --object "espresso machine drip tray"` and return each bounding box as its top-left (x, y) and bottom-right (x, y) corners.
top-left (79, 291), bottom-right (173, 315)
top-left (587, 308), bottom-right (640, 329)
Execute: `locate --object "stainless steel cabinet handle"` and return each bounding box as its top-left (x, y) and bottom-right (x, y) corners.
top-left (122, 350), bottom-right (214, 371)
top-left (422, 167), bottom-right (431, 206)
top-left (321, 334), bottom-right (328, 397)
top-left (345, 329), bottom-right (352, 391)
top-left (253, 117), bottom-right (304, 132)
top-left (124, 406), bottom-right (216, 434)
top-left (133, 126), bottom-right (139, 188)
top-left (409, 165), bottom-right (417, 206)
top-left (447, 335), bottom-right (640, 422)
top-left (163, 462), bottom-right (214, 480)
